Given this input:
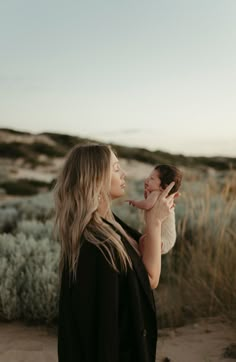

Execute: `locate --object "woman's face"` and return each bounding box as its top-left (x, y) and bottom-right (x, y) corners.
top-left (110, 152), bottom-right (126, 200)
top-left (144, 169), bottom-right (162, 195)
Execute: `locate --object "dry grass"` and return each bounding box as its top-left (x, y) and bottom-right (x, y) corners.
top-left (156, 170), bottom-right (236, 328)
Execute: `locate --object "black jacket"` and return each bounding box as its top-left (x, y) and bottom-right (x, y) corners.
top-left (58, 215), bottom-right (158, 362)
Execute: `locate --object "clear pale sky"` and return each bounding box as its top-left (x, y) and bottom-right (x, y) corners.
top-left (0, 0), bottom-right (236, 156)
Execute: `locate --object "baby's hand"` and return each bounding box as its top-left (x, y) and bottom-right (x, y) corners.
top-left (125, 200), bottom-right (137, 207)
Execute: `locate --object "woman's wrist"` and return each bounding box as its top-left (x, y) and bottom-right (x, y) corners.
top-left (146, 216), bottom-right (162, 229)
top-left (145, 219), bottom-right (162, 237)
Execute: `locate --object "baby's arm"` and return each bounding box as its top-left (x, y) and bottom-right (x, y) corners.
top-left (128, 191), bottom-right (159, 210)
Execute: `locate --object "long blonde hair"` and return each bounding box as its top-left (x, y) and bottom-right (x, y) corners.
top-left (54, 143), bottom-right (133, 279)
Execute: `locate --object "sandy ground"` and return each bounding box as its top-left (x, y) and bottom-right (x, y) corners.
top-left (0, 317), bottom-right (235, 362)
top-left (156, 317), bottom-right (236, 362)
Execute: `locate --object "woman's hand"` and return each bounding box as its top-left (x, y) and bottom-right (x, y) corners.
top-left (145, 182), bottom-right (176, 226)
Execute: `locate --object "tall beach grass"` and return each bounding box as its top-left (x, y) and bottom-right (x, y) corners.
top-left (0, 169), bottom-right (235, 327)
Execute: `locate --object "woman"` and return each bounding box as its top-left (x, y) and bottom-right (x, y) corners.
top-left (54, 143), bottom-right (176, 362)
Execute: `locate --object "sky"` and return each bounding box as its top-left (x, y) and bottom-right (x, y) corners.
top-left (0, 0), bottom-right (236, 157)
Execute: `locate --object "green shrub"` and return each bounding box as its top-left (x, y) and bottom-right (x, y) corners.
top-left (42, 132), bottom-right (83, 148)
top-left (0, 233), bottom-right (29, 320)
top-left (0, 192), bottom-right (54, 222)
top-left (22, 179), bottom-right (51, 188)
top-left (0, 233), bottom-right (59, 322)
top-left (0, 180), bottom-right (37, 196)
top-left (31, 142), bottom-right (64, 157)
top-left (0, 142), bottom-right (26, 158)
top-left (0, 207), bottom-right (18, 233)
top-left (16, 220), bottom-right (54, 240)
top-left (20, 236), bottom-right (59, 322)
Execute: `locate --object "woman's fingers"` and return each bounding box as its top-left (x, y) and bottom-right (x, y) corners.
top-left (167, 190), bottom-right (181, 209)
top-left (166, 191), bottom-right (181, 204)
top-left (160, 181), bottom-right (175, 199)
top-left (174, 191), bottom-right (181, 199)
top-left (146, 182), bottom-right (179, 223)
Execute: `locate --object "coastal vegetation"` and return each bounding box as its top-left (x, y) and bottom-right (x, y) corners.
top-left (0, 128), bottom-right (235, 329)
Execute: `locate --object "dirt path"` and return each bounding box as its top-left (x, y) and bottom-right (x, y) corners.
top-left (156, 317), bottom-right (236, 362)
top-left (0, 317), bottom-right (235, 362)
top-left (0, 323), bottom-right (57, 362)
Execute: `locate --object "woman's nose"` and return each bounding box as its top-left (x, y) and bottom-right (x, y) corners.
top-left (121, 168), bottom-right (126, 178)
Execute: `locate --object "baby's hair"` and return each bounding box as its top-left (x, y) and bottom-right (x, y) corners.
top-left (154, 164), bottom-right (182, 195)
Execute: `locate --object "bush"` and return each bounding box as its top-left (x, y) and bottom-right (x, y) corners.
top-left (0, 233), bottom-right (59, 322)
top-left (0, 192), bottom-right (54, 222)
top-left (20, 236), bottom-right (59, 322)
top-left (42, 132), bottom-right (83, 148)
top-left (0, 207), bottom-right (18, 233)
top-left (16, 220), bottom-right (54, 240)
top-left (0, 142), bottom-right (26, 158)
top-left (0, 180), bottom-right (38, 196)
top-left (31, 142), bottom-right (64, 157)
top-left (0, 233), bottom-right (30, 320)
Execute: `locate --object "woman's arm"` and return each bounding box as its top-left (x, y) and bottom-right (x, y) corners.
top-left (141, 182), bottom-right (176, 289)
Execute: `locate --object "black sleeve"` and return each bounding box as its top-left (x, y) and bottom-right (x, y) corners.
top-left (72, 241), bottom-right (120, 362)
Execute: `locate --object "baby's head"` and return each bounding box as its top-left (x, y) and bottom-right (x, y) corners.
top-left (155, 164), bottom-right (182, 194)
top-left (144, 164), bottom-right (182, 195)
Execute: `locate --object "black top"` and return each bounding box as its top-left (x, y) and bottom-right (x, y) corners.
top-left (58, 214), bottom-right (158, 362)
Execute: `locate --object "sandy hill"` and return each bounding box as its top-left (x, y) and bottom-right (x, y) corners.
top-left (0, 128), bottom-right (235, 199)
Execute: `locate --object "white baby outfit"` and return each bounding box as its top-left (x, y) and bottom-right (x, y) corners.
top-left (161, 209), bottom-right (176, 254)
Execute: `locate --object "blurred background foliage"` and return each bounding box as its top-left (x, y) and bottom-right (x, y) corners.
top-left (0, 128), bottom-right (235, 328)
top-left (0, 171), bottom-right (235, 327)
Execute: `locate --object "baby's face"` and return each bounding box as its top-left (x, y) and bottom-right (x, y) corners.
top-left (144, 170), bottom-right (163, 196)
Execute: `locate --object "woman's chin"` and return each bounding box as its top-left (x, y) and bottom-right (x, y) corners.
top-left (110, 192), bottom-right (124, 200)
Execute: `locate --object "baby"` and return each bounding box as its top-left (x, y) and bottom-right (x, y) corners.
top-left (128, 164), bottom-right (182, 255)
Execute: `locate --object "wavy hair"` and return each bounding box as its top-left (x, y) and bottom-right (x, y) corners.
top-left (54, 143), bottom-right (134, 280)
